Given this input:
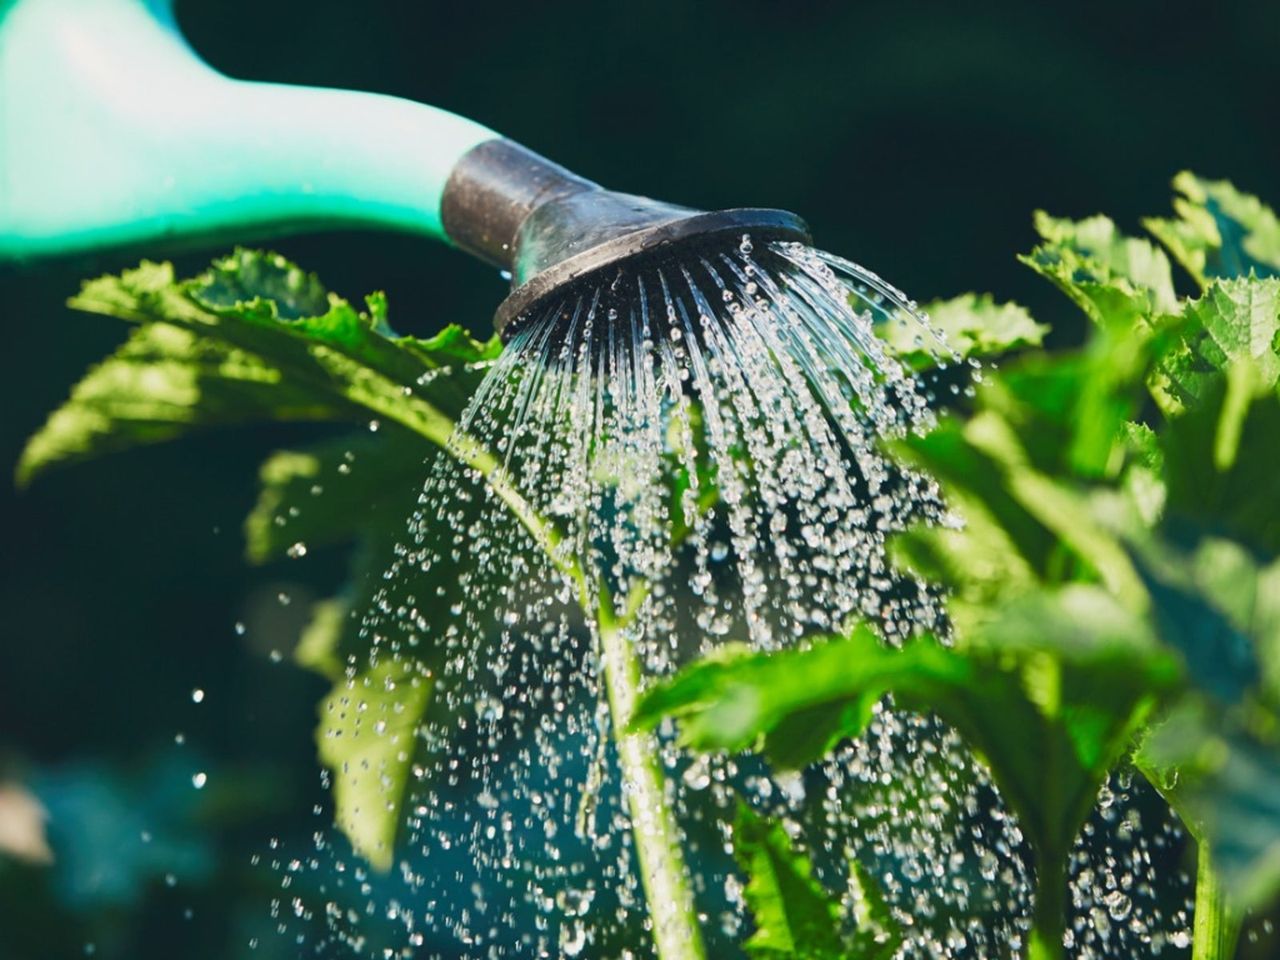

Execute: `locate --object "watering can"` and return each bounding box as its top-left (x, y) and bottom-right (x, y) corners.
top-left (0, 0), bottom-right (807, 335)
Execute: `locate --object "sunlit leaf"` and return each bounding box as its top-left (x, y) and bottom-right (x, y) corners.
top-left (1019, 212), bottom-right (1178, 331)
top-left (635, 599), bottom-right (1178, 915)
top-left (18, 250), bottom-right (498, 485)
top-left (1145, 172), bottom-right (1280, 289)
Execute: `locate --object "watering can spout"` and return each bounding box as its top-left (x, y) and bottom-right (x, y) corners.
top-left (0, 0), bottom-right (497, 260)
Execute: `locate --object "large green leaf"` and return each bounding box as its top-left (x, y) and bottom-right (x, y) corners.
top-left (15, 319), bottom-right (340, 485)
top-left (1158, 364), bottom-right (1280, 554)
top-left (1144, 172), bottom-right (1280, 289)
top-left (15, 252), bottom-right (506, 872)
top-left (17, 251), bottom-right (499, 484)
top-left (634, 595), bottom-right (1178, 912)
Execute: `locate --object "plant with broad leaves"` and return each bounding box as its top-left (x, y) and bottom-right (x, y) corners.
top-left (18, 173), bottom-right (1280, 960)
top-left (634, 175), bottom-right (1280, 959)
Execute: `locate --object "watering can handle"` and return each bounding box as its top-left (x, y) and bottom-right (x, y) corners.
top-left (0, 0), bottom-right (499, 261)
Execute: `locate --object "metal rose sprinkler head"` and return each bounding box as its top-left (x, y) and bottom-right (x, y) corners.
top-left (440, 141), bottom-right (810, 340)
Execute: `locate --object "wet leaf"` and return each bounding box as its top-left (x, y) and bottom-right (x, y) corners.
top-left (317, 658), bottom-right (433, 873)
top-left (732, 804), bottom-right (845, 957)
top-left (732, 804), bottom-right (900, 958)
top-left (246, 427), bottom-right (478, 869)
top-left (635, 597), bottom-right (1178, 907)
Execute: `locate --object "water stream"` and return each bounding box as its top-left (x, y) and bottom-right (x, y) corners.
top-left (263, 239), bottom-right (1189, 959)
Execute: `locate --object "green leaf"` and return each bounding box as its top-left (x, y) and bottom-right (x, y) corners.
top-left (1144, 172), bottom-right (1280, 289)
top-left (245, 429), bottom-right (425, 565)
top-left (1138, 702), bottom-right (1280, 912)
top-left (1159, 365), bottom-right (1280, 553)
top-left (318, 657), bottom-right (433, 873)
top-left (1020, 212), bottom-right (1179, 329)
top-left (892, 405), bottom-right (1146, 607)
top-left (18, 250), bottom-right (498, 485)
top-left (1120, 422), bottom-right (1166, 527)
top-left (246, 428), bottom-right (481, 869)
top-left (1255, 558), bottom-right (1280, 707)
top-left (732, 804), bottom-right (846, 958)
top-left (634, 600), bottom-right (1177, 895)
top-left (845, 860), bottom-right (903, 960)
top-left (630, 627), bottom-right (957, 764)
top-left (876, 293), bottom-right (1047, 370)
top-left (18, 250), bottom-right (511, 872)
top-left (294, 598), bottom-right (347, 682)
top-left (1184, 277), bottom-right (1280, 390)
top-left (15, 321), bottom-right (341, 485)
top-left (1125, 535), bottom-right (1260, 704)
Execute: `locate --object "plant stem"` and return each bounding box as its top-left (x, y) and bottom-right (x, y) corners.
top-left (1193, 842), bottom-right (1241, 960)
top-left (598, 597), bottom-right (707, 960)
top-left (1028, 857), bottom-right (1066, 960)
top-left (444, 428), bottom-right (704, 958)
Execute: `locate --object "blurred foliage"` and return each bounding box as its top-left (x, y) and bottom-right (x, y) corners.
top-left (730, 803), bottom-right (902, 959)
top-left (878, 292), bottom-right (1047, 371)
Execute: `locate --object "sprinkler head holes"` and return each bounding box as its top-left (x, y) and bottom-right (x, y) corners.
top-left (440, 139), bottom-right (811, 341)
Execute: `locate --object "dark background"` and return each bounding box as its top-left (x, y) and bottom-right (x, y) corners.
top-left (2, 1), bottom-right (1279, 957)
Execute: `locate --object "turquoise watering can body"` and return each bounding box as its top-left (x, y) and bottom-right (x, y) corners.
top-left (0, 0), bottom-right (496, 260)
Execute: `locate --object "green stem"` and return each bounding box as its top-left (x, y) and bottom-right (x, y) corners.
top-left (445, 425), bottom-right (705, 959)
top-left (1028, 855), bottom-right (1066, 960)
top-left (1193, 842), bottom-right (1241, 960)
top-left (598, 595), bottom-right (707, 960)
